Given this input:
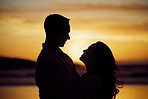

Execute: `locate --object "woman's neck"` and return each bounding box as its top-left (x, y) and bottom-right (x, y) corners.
top-left (85, 63), bottom-right (95, 74)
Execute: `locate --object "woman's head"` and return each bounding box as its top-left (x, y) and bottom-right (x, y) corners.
top-left (80, 41), bottom-right (121, 99)
top-left (80, 41), bottom-right (116, 74)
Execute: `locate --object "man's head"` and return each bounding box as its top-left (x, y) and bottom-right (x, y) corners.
top-left (44, 14), bottom-right (70, 47)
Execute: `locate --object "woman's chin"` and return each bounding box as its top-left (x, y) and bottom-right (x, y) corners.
top-left (79, 57), bottom-right (82, 61)
top-left (80, 57), bottom-right (86, 64)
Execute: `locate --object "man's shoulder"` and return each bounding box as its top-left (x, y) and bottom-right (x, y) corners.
top-left (37, 49), bottom-right (60, 63)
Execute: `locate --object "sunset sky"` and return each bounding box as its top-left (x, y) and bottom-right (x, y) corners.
top-left (0, 0), bottom-right (148, 64)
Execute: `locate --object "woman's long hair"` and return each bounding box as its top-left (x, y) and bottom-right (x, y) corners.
top-left (90, 41), bottom-right (122, 99)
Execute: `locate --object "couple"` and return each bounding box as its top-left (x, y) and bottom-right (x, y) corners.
top-left (35, 14), bottom-right (120, 99)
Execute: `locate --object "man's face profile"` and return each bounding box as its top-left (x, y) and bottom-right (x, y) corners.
top-left (58, 23), bottom-right (70, 47)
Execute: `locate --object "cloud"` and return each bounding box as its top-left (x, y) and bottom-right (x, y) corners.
top-left (0, 3), bottom-right (148, 14)
top-left (71, 18), bottom-right (148, 33)
top-left (105, 23), bottom-right (148, 32)
top-left (54, 3), bottom-right (148, 11)
top-left (0, 16), bottom-right (40, 25)
top-left (39, 3), bottom-right (148, 12)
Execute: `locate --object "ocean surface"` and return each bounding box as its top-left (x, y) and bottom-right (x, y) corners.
top-left (0, 64), bottom-right (148, 85)
top-left (0, 85), bottom-right (148, 99)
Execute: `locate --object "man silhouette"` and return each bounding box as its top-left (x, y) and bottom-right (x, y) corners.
top-left (35, 14), bottom-right (81, 99)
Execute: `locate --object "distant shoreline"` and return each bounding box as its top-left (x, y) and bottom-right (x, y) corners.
top-left (0, 57), bottom-right (148, 85)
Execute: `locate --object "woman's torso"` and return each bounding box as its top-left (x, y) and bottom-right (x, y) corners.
top-left (79, 73), bottom-right (113, 99)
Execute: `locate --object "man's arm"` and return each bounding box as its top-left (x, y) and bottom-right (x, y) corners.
top-left (38, 58), bottom-right (82, 99)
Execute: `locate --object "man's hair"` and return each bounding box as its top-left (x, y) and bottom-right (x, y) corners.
top-left (44, 14), bottom-right (70, 34)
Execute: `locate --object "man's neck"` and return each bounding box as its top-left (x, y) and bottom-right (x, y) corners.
top-left (44, 41), bottom-right (59, 48)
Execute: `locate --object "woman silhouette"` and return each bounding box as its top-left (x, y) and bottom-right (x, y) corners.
top-left (79, 41), bottom-right (121, 99)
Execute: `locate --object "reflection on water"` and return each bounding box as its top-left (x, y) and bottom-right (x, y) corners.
top-left (117, 85), bottom-right (148, 99)
top-left (0, 86), bottom-right (39, 99)
top-left (0, 85), bottom-right (148, 99)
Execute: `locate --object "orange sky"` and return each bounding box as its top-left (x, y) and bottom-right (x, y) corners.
top-left (0, 0), bottom-right (148, 64)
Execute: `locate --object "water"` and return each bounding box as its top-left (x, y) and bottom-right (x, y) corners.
top-left (0, 86), bottom-right (38, 99)
top-left (0, 85), bottom-right (148, 99)
top-left (116, 85), bottom-right (148, 99)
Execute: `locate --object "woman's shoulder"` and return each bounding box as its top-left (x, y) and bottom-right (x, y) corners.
top-left (80, 73), bottom-right (103, 96)
top-left (81, 73), bottom-right (101, 78)
top-left (81, 73), bottom-right (102, 83)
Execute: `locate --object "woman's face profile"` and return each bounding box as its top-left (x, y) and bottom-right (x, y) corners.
top-left (80, 45), bottom-right (96, 64)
